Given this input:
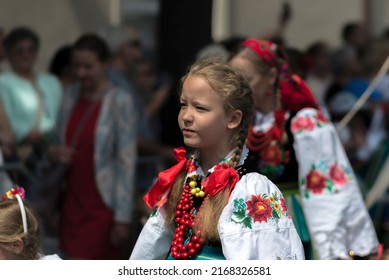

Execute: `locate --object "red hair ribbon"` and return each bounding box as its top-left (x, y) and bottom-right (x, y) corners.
top-left (143, 147), bottom-right (195, 208)
top-left (202, 163), bottom-right (239, 196)
top-left (243, 38), bottom-right (281, 67)
top-left (243, 38), bottom-right (319, 112)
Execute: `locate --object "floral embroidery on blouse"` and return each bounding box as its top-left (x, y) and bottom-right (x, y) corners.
top-left (291, 110), bottom-right (329, 133)
top-left (300, 160), bottom-right (353, 198)
top-left (231, 192), bottom-right (291, 229)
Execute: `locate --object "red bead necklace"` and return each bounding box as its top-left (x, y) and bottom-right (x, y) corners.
top-left (170, 176), bottom-right (205, 259)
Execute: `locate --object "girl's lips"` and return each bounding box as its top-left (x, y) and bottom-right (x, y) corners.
top-left (182, 129), bottom-right (195, 136)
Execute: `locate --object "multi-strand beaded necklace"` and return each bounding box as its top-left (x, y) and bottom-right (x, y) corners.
top-left (170, 175), bottom-right (205, 259)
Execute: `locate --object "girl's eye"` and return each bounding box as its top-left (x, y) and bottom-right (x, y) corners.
top-left (180, 102), bottom-right (187, 108)
top-left (196, 106), bottom-right (207, 111)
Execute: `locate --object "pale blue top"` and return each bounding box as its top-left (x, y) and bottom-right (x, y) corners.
top-left (0, 70), bottom-right (62, 142)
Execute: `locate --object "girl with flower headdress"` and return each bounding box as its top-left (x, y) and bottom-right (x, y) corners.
top-left (0, 186), bottom-right (61, 260)
top-left (130, 59), bottom-right (304, 260)
top-left (229, 38), bottom-right (379, 259)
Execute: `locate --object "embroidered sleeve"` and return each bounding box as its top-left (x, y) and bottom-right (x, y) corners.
top-left (291, 108), bottom-right (379, 259)
top-left (218, 173), bottom-right (305, 260)
top-left (291, 108), bottom-right (355, 196)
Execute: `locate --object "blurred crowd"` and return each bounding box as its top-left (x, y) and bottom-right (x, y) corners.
top-left (1, 17), bottom-right (389, 259)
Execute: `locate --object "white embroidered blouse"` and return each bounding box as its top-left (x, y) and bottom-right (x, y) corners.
top-left (130, 146), bottom-right (305, 260)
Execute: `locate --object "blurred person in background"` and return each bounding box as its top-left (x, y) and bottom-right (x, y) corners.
top-left (102, 26), bottom-right (174, 164)
top-left (49, 45), bottom-right (76, 92)
top-left (304, 41), bottom-right (333, 116)
top-left (0, 27), bottom-right (62, 195)
top-left (229, 37), bottom-right (379, 259)
top-left (340, 21), bottom-right (370, 60)
top-left (102, 26), bottom-right (174, 240)
top-left (47, 34), bottom-right (137, 259)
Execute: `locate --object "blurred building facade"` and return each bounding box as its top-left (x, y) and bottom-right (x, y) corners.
top-left (0, 0), bottom-right (389, 74)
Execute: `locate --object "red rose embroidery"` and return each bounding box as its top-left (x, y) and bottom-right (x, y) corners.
top-left (291, 116), bottom-right (316, 133)
top-left (280, 197), bottom-right (288, 211)
top-left (246, 195), bottom-right (273, 223)
top-left (316, 111), bottom-right (328, 124)
top-left (280, 197), bottom-right (292, 218)
top-left (260, 145), bottom-right (283, 166)
top-left (329, 163), bottom-right (347, 186)
top-left (306, 170), bottom-right (326, 194)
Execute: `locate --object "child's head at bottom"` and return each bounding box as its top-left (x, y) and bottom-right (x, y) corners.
top-left (179, 59), bottom-right (254, 167)
top-left (0, 188), bottom-right (41, 260)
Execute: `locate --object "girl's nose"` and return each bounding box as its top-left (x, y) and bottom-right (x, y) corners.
top-left (181, 108), bottom-right (194, 123)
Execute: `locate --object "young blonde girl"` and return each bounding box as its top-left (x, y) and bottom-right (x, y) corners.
top-left (130, 59), bottom-right (304, 260)
top-left (0, 186), bottom-right (60, 260)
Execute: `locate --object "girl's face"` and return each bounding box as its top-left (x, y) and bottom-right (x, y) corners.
top-left (72, 49), bottom-right (107, 90)
top-left (230, 56), bottom-right (275, 109)
top-left (178, 75), bottom-right (238, 152)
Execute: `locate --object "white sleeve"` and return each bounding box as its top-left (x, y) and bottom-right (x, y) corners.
top-left (291, 108), bottom-right (379, 259)
top-left (129, 207), bottom-right (174, 260)
top-left (218, 173), bottom-right (305, 260)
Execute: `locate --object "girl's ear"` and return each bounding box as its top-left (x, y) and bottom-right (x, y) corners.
top-left (11, 239), bottom-right (24, 255)
top-left (227, 109), bottom-right (243, 130)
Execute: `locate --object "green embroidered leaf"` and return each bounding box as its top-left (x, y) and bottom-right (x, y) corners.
top-left (300, 178), bottom-right (305, 185)
top-left (272, 192), bottom-right (279, 201)
top-left (304, 190), bottom-right (310, 199)
top-left (233, 209), bottom-right (246, 220)
top-left (233, 198), bottom-right (246, 212)
top-left (242, 217), bottom-right (252, 229)
top-left (326, 178), bottom-right (334, 188)
top-left (272, 209), bottom-right (280, 219)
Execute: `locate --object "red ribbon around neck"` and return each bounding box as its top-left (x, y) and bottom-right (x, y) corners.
top-left (144, 148), bottom-right (240, 208)
top-left (144, 147), bottom-right (195, 208)
top-left (202, 163), bottom-right (239, 196)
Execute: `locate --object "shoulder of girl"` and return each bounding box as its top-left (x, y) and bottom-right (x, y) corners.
top-left (233, 172), bottom-right (283, 196)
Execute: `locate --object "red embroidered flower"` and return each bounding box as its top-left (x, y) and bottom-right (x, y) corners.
top-left (280, 197), bottom-right (288, 212)
top-left (260, 145), bottom-right (283, 166)
top-left (291, 115), bottom-right (315, 133)
top-left (316, 111), bottom-right (328, 124)
top-left (246, 194), bottom-right (273, 223)
top-left (329, 163), bottom-right (347, 186)
top-left (306, 170), bottom-right (326, 194)
top-left (280, 197), bottom-right (292, 218)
